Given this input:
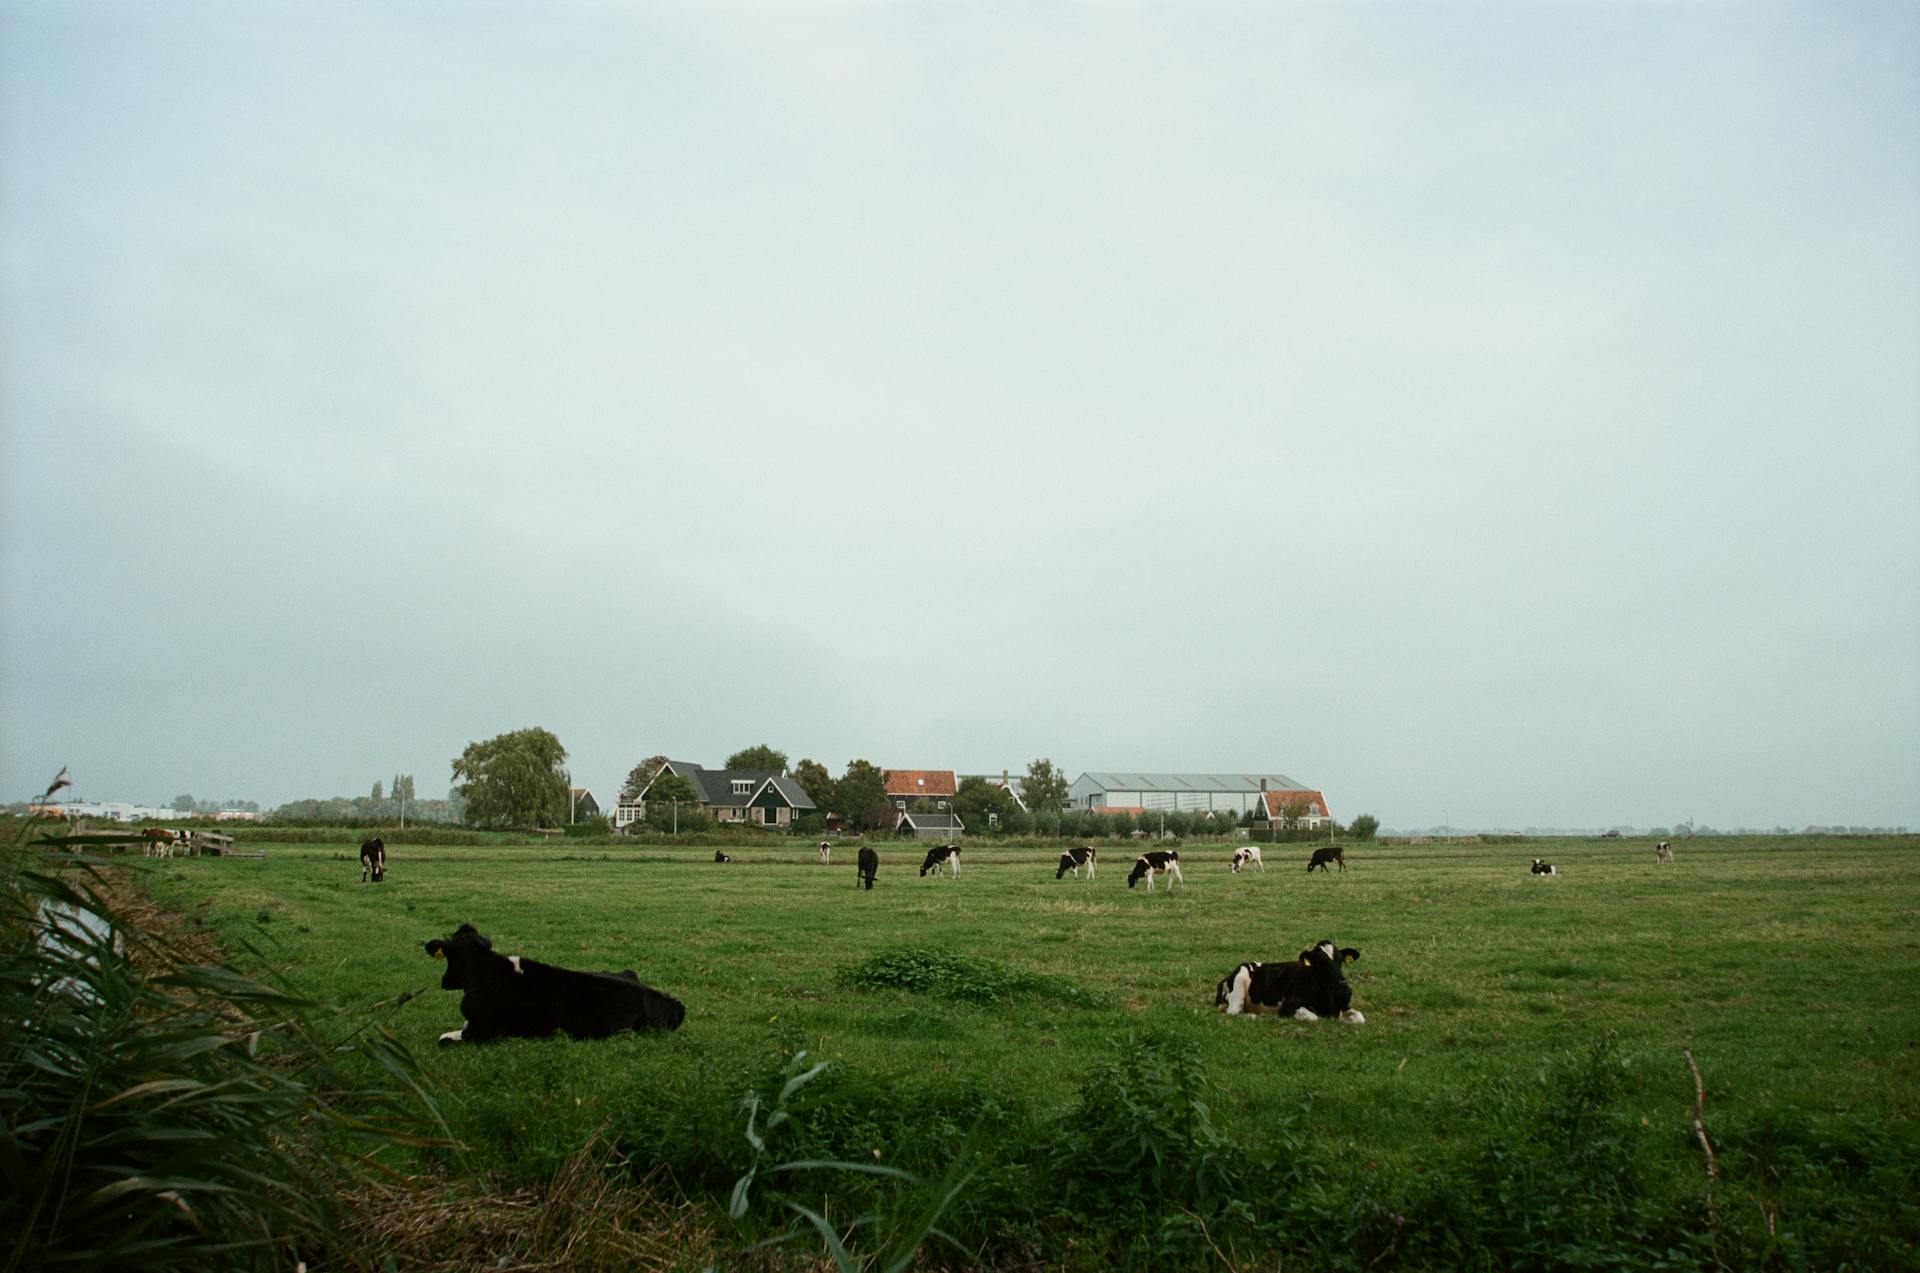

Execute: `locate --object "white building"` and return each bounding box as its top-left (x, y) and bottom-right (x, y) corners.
top-left (1067, 772), bottom-right (1317, 817)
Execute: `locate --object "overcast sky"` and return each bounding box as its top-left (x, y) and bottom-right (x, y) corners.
top-left (3, 3), bottom-right (1916, 829)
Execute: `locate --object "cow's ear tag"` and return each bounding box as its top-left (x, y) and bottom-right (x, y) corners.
top-left (1301, 955), bottom-right (1312, 966)
top-left (432, 949), bottom-right (445, 961)
top-left (1343, 952), bottom-right (1356, 963)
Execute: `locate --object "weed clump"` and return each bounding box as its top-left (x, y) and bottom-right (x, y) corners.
top-left (838, 946), bottom-right (1107, 1007)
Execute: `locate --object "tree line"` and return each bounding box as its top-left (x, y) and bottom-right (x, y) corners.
top-left (445, 729), bottom-right (1376, 840)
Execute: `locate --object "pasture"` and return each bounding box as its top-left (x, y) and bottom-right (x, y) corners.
top-left (140, 835), bottom-right (1920, 1269)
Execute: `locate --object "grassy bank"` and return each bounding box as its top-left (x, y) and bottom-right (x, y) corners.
top-left (139, 834), bottom-right (1920, 1269)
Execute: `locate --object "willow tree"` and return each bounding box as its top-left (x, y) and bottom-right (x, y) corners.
top-left (451, 727), bottom-right (569, 829)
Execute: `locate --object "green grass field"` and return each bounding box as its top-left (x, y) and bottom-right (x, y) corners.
top-left (141, 834), bottom-right (1920, 1269)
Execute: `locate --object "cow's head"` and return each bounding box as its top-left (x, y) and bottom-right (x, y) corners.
top-left (424, 923), bottom-right (493, 990)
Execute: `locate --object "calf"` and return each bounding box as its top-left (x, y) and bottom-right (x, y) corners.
top-left (1127, 849), bottom-right (1183, 891)
top-left (856, 846), bottom-right (879, 890)
top-left (1214, 941), bottom-right (1363, 1022)
top-left (423, 923), bottom-right (684, 1044)
top-left (360, 837), bottom-right (386, 883)
top-left (1655, 840), bottom-right (1673, 864)
top-left (142, 828), bottom-right (176, 859)
top-left (1230, 845), bottom-right (1264, 873)
top-left (1306, 845), bottom-right (1346, 873)
top-left (919, 843), bottom-right (961, 878)
top-left (1530, 858), bottom-right (1557, 875)
top-left (819, 841), bottom-right (831, 864)
top-left (713, 851), bottom-right (732, 863)
top-left (1056, 845), bottom-right (1097, 880)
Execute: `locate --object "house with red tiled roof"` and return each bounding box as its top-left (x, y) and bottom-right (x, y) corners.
top-left (1251, 788), bottom-right (1333, 832)
top-left (882, 769), bottom-right (957, 832)
top-left (884, 770), bottom-right (957, 804)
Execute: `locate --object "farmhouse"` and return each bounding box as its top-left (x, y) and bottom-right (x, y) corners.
top-left (638, 760), bottom-right (817, 829)
top-left (568, 788), bottom-right (601, 822)
top-left (956, 769), bottom-right (1029, 811)
top-left (1068, 772), bottom-right (1317, 817)
top-left (884, 769), bottom-right (957, 808)
top-left (1249, 788), bottom-right (1334, 833)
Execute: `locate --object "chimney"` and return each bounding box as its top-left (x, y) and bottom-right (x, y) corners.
top-left (1260, 778), bottom-right (1268, 792)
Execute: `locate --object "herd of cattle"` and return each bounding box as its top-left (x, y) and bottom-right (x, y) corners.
top-left (378, 834), bottom-right (1679, 1046)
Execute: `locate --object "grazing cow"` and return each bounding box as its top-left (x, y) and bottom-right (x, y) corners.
top-left (1056, 846), bottom-right (1097, 880)
top-left (1306, 845), bottom-right (1346, 873)
top-left (141, 828), bottom-right (177, 859)
top-left (1214, 941), bottom-right (1364, 1022)
top-left (1530, 858), bottom-right (1557, 876)
top-left (819, 841), bottom-right (833, 864)
top-left (1230, 846), bottom-right (1264, 873)
top-left (713, 851), bottom-right (732, 863)
top-left (1655, 840), bottom-right (1674, 864)
top-left (919, 843), bottom-right (961, 878)
top-left (856, 846), bottom-right (878, 890)
top-left (1127, 849), bottom-right (1183, 891)
top-left (360, 837), bottom-right (386, 883)
top-left (423, 923), bottom-right (684, 1044)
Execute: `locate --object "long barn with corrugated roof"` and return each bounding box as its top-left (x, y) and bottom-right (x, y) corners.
top-left (1067, 772), bottom-right (1318, 818)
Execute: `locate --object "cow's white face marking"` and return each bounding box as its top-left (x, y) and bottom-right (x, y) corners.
top-left (508, 956), bottom-right (523, 974)
top-left (439, 1028), bottom-right (464, 1044)
top-left (1314, 941), bottom-right (1335, 962)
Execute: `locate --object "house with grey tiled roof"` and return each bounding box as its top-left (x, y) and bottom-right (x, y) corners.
top-left (640, 760), bottom-right (816, 829)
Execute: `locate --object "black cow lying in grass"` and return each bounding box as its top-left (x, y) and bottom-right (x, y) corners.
top-left (920, 844), bottom-right (961, 878)
top-left (360, 837), bottom-right (385, 883)
top-left (713, 851), bottom-right (732, 863)
top-left (424, 923), bottom-right (684, 1044)
top-left (1214, 941), bottom-right (1364, 1022)
top-left (1057, 846), bottom-right (1096, 880)
top-left (1127, 849), bottom-right (1183, 890)
top-left (857, 846), bottom-right (878, 890)
top-left (1306, 845), bottom-right (1345, 873)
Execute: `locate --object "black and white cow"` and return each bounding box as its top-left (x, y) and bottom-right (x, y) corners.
top-left (1214, 941), bottom-right (1363, 1022)
top-left (1306, 845), bottom-right (1346, 873)
top-left (856, 846), bottom-right (879, 890)
top-left (920, 843), bottom-right (961, 878)
top-left (819, 841), bottom-right (832, 864)
top-left (1655, 840), bottom-right (1674, 864)
top-left (423, 923), bottom-right (684, 1044)
top-left (1530, 858), bottom-right (1557, 875)
top-left (1230, 846), bottom-right (1264, 873)
top-left (1127, 849), bottom-right (1183, 890)
top-left (713, 851), bottom-right (733, 863)
top-left (1057, 846), bottom-right (1097, 880)
top-left (360, 837), bottom-right (386, 883)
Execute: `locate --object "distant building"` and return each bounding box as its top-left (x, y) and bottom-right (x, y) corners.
top-left (1249, 788), bottom-right (1334, 832)
top-left (883, 770), bottom-right (958, 809)
top-left (570, 788), bottom-right (601, 822)
top-left (1067, 772), bottom-right (1316, 817)
top-left (956, 770), bottom-right (1029, 811)
top-left (639, 760), bottom-right (816, 829)
top-left (897, 809), bottom-right (965, 841)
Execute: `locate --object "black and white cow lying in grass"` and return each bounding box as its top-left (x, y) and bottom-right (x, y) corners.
top-left (920, 844), bottom-right (961, 878)
top-left (1214, 941), bottom-right (1363, 1022)
top-left (1230, 845), bottom-right (1263, 873)
top-left (856, 846), bottom-right (878, 890)
top-left (1127, 849), bottom-right (1183, 890)
top-left (1057, 846), bottom-right (1097, 880)
top-left (1530, 858), bottom-right (1556, 875)
top-left (713, 851), bottom-right (732, 863)
top-left (360, 837), bottom-right (385, 882)
top-left (424, 923), bottom-right (684, 1044)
